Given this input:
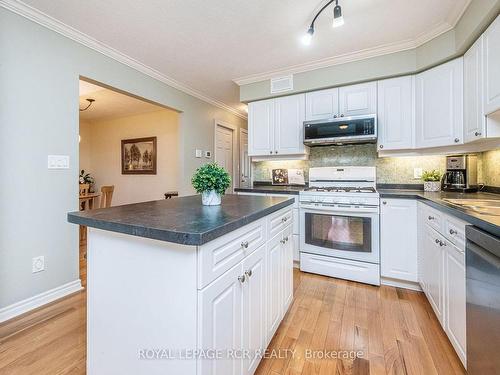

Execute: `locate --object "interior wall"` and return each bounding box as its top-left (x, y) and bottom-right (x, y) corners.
top-left (0, 8), bottom-right (246, 312)
top-left (79, 110), bottom-right (179, 206)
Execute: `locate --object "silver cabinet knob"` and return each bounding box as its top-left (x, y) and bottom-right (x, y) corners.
top-left (285, 236), bottom-right (289, 242)
top-left (340, 114), bottom-right (344, 117)
top-left (382, 201), bottom-right (387, 205)
top-left (269, 150), bottom-right (272, 154)
top-left (428, 216), bottom-right (435, 220)
top-left (282, 216), bottom-right (288, 222)
top-left (475, 132), bottom-right (482, 136)
top-left (238, 274), bottom-right (246, 283)
top-left (449, 229), bottom-right (457, 235)
top-left (333, 114), bottom-right (338, 118)
top-left (379, 145), bottom-right (384, 149)
top-left (241, 241), bottom-right (249, 249)
top-left (245, 269), bottom-right (253, 278)
top-left (435, 238), bottom-right (440, 244)
top-left (275, 150), bottom-right (278, 154)
top-left (280, 239), bottom-right (286, 244)
top-left (454, 138), bottom-right (460, 143)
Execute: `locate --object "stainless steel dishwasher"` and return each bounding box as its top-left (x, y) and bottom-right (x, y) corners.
top-left (466, 226), bottom-right (500, 374)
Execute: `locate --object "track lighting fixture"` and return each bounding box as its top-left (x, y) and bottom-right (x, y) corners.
top-left (302, 0), bottom-right (344, 46)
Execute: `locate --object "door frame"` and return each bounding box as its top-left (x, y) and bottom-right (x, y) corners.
top-left (239, 128), bottom-right (251, 187)
top-left (214, 120), bottom-right (239, 192)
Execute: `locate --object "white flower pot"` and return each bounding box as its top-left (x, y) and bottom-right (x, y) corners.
top-left (424, 181), bottom-right (441, 192)
top-left (202, 190), bottom-right (221, 206)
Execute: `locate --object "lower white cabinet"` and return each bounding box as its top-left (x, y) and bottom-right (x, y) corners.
top-left (417, 202), bottom-right (467, 366)
top-left (199, 207), bottom-right (294, 375)
top-left (380, 198), bottom-right (418, 282)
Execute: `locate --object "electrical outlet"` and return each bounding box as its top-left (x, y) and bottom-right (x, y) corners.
top-left (414, 168), bottom-right (423, 179)
top-left (32, 256), bottom-right (45, 273)
top-left (204, 151), bottom-right (212, 158)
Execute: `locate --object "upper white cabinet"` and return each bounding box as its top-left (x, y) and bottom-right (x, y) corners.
top-left (248, 99), bottom-right (274, 156)
top-left (248, 94), bottom-right (307, 157)
top-left (464, 36), bottom-right (486, 142)
top-left (305, 82), bottom-right (376, 121)
top-left (484, 15), bottom-right (500, 115)
top-left (339, 82), bottom-right (377, 117)
top-left (377, 76), bottom-right (414, 150)
top-left (380, 198), bottom-right (418, 282)
top-left (305, 88), bottom-right (339, 120)
top-left (274, 94), bottom-right (307, 155)
top-left (415, 58), bottom-right (463, 148)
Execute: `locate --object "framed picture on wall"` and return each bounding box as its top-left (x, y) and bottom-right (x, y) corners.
top-left (121, 137), bottom-right (157, 175)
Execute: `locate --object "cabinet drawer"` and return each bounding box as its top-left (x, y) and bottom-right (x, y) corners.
top-left (268, 207), bottom-right (293, 239)
top-left (444, 216), bottom-right (467, 250)
top-left (198, 219), bottom-right (266, 289)
top-left (423, 205), bottom-right (443, 232)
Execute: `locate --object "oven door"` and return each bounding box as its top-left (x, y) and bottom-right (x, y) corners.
top-left (300, 206), bottom-right (380, 264)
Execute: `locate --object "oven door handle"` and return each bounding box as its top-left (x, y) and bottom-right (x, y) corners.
top-left (300, 205), bottom-right (379, 215)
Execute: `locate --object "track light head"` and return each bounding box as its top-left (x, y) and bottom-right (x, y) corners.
top-left (302, 26), bottom-right (315, 46)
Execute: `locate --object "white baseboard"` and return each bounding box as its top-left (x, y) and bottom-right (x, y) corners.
top-left (293, 260), bottom-right (300, 269)
top-left (381, 277), bottom-right (422, 291)
top-left (0, 279), bottom-right (83, 323)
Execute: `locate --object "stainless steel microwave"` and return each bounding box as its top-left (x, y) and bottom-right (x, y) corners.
top-left (303, 114), bottom-right (377, 146)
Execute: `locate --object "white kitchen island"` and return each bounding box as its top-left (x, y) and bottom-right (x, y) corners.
top-left (68, 194), bottom-right (294, 375)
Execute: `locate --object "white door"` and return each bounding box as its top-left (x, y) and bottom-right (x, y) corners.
top-left (422, 226), bottom-right (445, 324)
top-left (267, 232), bottom-right (282, 342)
top-left (198, 263), bottom-right (243, 375)
top-left (377, 77), bottom-right (414, 151)
top-left (282, 225), bottom-right (293, 311)
top-left (242, 245), bottom-right (266, 375)
top-left (483, 15), bottom-right (500, 115)
top-left (239, 129), bottom-right (250, 188)
top-left (274, 94), bottom-right (306, 156)
top-left (445, 241), bottom-right (466, 365)
top-left (380, 199), bottom-right (418, 282)
top-left (305, 88), bottom-right (339, 120)
top-left (464, 35), bottom-right (486, 143)
top-left (215, 125), bottom-right (234, 192)
top-left (338, 82), bottom-right (377, 117)
top-left (248, 99), bottom-right (274, 156)
top-left (415, 58), bottom-right (464, 148)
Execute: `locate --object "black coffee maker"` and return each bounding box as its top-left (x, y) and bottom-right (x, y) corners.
top-left (441, 154), bottom-right (478, 192)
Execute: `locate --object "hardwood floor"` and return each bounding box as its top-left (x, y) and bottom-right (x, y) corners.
top-left (0, 269), bottom-right (465, 375)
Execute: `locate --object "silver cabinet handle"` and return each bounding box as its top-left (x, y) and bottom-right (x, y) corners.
top-left (475, 132), bottom-right (482, 136)
top-left (282, 216), bottom-right (288, 222)
top-left (382, 201), bottom-right (387, 205)
top-left (435, 238), bottom-right (440, 244)
top-left (238, 275), bottom-right (246, 283)
top-left (428, 216), bottom-right (435, 220)
top-left (379, 145), bottom-right (384, 149)
top-left (285, 236), bottom-right (289, 242)
top-left (454, 138), bottom-right (460, 143)
top-left (449, 229), bottom-right (457, 235)
top-left (245, 269), bottom-right (252, 278)
top-left (340, 114), bottom-right (344, 117)
top-left (280, 239), bottom-right (286, 244)
top-left (333, 114), bottom-right (338, 118)
top-left (241, 241), bottom-right (249, 249)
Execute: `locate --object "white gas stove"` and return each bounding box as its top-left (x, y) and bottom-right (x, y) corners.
top-left (299, 167), bottom-right (380, 285)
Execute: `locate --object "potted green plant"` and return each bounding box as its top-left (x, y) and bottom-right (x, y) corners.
top-left (422, 170), bottom-right (442, 192)
top-left (191, 163), bottom-right (231, 205)
top-left (79, 170), bottom-right (95, 191)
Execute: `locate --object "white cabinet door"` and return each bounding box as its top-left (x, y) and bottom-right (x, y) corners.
top-left (248, 99), bottom-right (274, 156)
top-left (267, 232), bottom-right (282, 341)
top-left (422, 226), bottom-right (445, 324)
top-left (242, 245), bottom-right (267, 375)
top-left (198, 263), bottom-right (243, 375)
top-left (282, 225), bottom-right (293, 311)
top-left (305, 88), bottom-right (339, 120)
top-left (377, 76), bottom-right (414, 151)
top-left (380, 199), bottom-right (418, 282)
top-left (338, 82), bottom-right (377, 117)
top-left (415, 58), bottom-right (463, 148)
top-left (444, 241), bottom-right (466, 365)
top-left (274, 94), bottom-right (307, 155)
top-left (484, 15), bottom-right (500, 115)
top-left (464, 36), bottom-right (486, 143)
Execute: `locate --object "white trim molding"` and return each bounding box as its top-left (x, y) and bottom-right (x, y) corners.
top-left (0, 0), bottom-right (247, 119)
top-left (0, 279), bottom-right (83, 323)
top-left (233, 0), bottom-right (472, 86)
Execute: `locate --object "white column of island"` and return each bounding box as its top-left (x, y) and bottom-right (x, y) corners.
top-left (68, 195), bottom-right (295, 375)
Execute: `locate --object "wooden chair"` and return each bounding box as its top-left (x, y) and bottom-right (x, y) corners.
top-left (100, 185), bottom-right (114, 208)
top-left (79, 183), bottom-right (90, 242)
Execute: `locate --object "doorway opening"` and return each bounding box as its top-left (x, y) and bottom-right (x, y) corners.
top-left (78, 78), bottom-right (180, 286)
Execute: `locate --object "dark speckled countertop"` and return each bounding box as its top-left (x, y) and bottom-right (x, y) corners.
top-left (379, 189), bottom-right (500, 237)
top-left (68, 194), bottom-right (294, 245)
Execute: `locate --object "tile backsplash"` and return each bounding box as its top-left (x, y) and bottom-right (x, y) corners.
top-left (252, 145), bottom-right (500, 187)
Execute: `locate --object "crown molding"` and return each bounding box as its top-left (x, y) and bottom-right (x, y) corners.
top-left (233, 1), bottom-right (471, 86)
top-left (0, 0), bottom-right (247, 119)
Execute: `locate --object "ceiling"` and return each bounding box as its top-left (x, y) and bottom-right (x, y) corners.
top-left (79, 81), bottom-right (165, 121)
top-left (24, 0), bottom-right (471, 117)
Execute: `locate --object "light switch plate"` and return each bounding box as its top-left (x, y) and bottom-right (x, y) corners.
top-left (32, 256), bottom-right (45, 273)
top-left (195, 149), bottom-right (202, 158)
top-left (48, 155), bottom-right (70, 169)
top-left (414, 168), bottom-right (423, 179)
